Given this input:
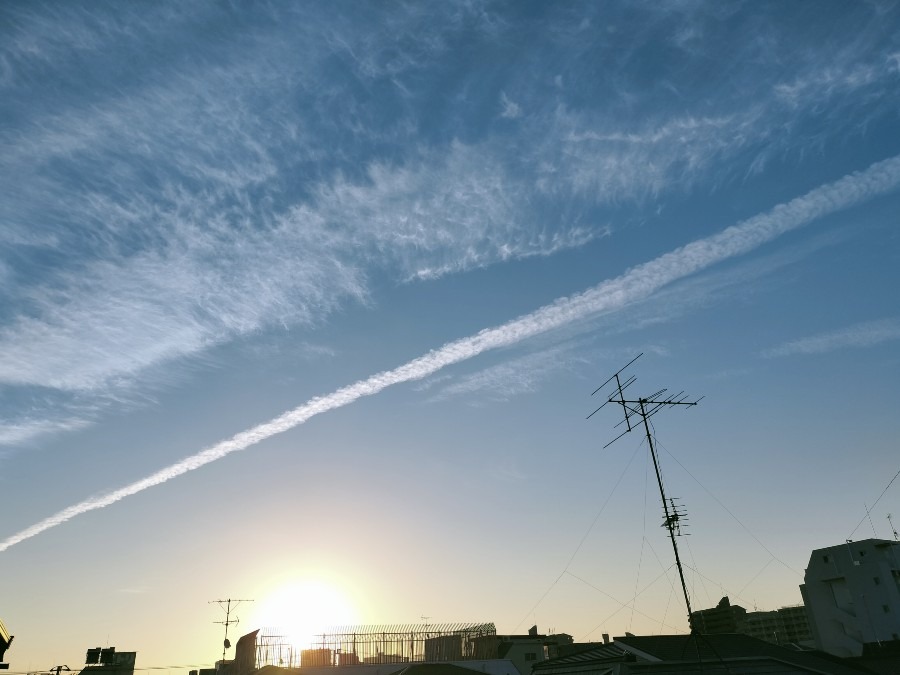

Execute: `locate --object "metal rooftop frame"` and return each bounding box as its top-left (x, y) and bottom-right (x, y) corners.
top-left (256, 623), bottom-right (497, 669)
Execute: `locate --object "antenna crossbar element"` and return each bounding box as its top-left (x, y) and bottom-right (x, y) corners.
top-left (888, 514), bottom-right (900, 541)
top-left (589, 356), bottom-right (703, 634)
top-left (592, 353), bottom-right (643, 395)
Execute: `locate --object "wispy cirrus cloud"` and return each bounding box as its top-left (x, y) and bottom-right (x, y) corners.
top-left (427, 346), bottom-right (586, 404)
top-left (0, 137), bottom-right (600, 398)
top-left (530, 44), bottom-right (899, 202)
top-left (0, 416), bottom-right (93, 450)
top-left (774, 63), bottom-right (882, 108)
top-left (504, 3), bottom-right (900, 200)
top-left (3, 0), bottom-right (900, 452)
top-left (763, 318), bottom-right (900, 358)
top-left (499, 92), bottom-right (522, 119)
top-left (0, 220), bottom-right (368, 393)
top-left (305, 142), bottom-right (604, 281)
top-left (3, 151), bottom-right (898, 552)
top-left (0, 26), bottom-right (599, 446)
top-left (0, 3), bottom-right (210, 88)
top-left (536, 110), bottom-right (759, 201)
top-left (425, 343), bottom-right (670, 405)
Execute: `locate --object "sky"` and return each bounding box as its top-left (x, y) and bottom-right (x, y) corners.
top-left (1, 0), bottom-right (900, 670)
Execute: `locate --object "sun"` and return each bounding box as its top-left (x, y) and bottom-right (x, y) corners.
top-left (252, 578), bottom-right (361, 650)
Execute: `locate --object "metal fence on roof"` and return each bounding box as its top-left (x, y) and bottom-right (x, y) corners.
top-left (256, 622), bottom-right (497, 669)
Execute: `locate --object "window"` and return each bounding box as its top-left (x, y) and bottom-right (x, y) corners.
top-left (874, 576), bottom-right (881, 585)
top-left (525, 653), bottom-right (537, 661)
top-left (823, 555), bottom-right (830, 563)
top-left (883, 605), bottom-right (890, 613)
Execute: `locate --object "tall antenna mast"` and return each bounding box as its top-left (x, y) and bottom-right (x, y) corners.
top-left (210, 598), bottom-right (254, 663)
top-left (588, 353), bottom-right (703, 633)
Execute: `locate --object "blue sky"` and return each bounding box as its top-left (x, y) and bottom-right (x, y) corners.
top-left (2, 0), bottom-right (900, 669)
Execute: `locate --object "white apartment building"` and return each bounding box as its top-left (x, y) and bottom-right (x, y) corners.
top-left (800, 538), bottom-right (900, 656)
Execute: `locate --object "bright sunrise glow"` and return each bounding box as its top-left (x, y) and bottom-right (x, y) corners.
top-left (251, 579), bottom-right (362, 649)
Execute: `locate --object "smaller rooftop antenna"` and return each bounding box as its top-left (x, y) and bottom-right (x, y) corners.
top-left (210, 598), bottom-right (254, 663)
top-left (589, 353), bottom-right (703, 633)
top-left (888, 514), bottom-right (899, 541)
top-left (865, 503), bottom-right (879, 537)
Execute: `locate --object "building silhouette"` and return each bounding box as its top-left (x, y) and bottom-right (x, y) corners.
top-left (80, 647), bottom-right (136, 675)
top-left (531, 633), bottom-right (868, 674)
top-left (689, 596), bottom-right (813, 646)
top-left (800, 538), bottom-right (900, 657)
top-left (690, 596), bottom-right (747, 634)
top-left (745, 604), bottom-right (813, 646)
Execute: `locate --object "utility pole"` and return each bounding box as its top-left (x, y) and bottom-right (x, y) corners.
top-left (589, 354), bottom-right (703, 633)
top-left (210, 598), bottom-right (254, 664)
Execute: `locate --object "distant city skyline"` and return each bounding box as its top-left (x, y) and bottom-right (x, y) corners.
top-left (1, 1), bottom-right (899, 670)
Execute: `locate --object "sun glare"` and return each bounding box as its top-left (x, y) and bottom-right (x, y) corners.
top-left (252, 578), bottom-right (361, 649)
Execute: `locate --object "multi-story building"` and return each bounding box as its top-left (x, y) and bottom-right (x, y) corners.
top-left (690, 596), bottom-right (747, 634)
top-left (744, 604), bottom-right (813, 646)
top-left (777, 605), bottom-right (815, 645)
top-left (800, 538), bottom-right (900, 657)
top-left (690, 596), bottom-right (813, 646)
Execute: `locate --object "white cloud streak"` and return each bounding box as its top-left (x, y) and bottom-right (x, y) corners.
top-left (763, 318), bottom-right (900, 357)
top-left (0, 140), bottom-right (594, 398)
top-left (2, 153), bottom-right (899, 552)
top-left (535, 108), bottom-right (764, 201)
top-left (0, 416), bottom-right (92, 448)
top-left (4, 1), bottom-right (898, 448)
top-left (305, 141), bottom-right (601, 281)
top-left (500, 92), bottom-right (522, 119)
top-left (427, 346), bottom-right (584, 404)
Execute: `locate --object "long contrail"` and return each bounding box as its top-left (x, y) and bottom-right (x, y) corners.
top-left (3, 154), bottom-right (899, 552)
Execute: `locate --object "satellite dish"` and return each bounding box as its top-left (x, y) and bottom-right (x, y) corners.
top-left (224, 638), bottom-right (231, 649)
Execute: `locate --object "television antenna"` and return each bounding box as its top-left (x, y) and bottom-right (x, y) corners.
top-left (888, 513), bottom-right (899, 541)
top-left (588, 353), bottom-right (703, 633)
top-left (210, 598), bottom-right (254, 662)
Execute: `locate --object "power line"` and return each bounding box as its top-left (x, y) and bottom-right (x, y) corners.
top-left (652, 434), bottom-right (802, 578)
top-left (565, 569), bottom-right (681, 634)
top-left (736, 558), bottom-right (774, 601)
top-left (580, 564), bottom-right (688, 640)
top-left (628, 450), bottom-right (651, 633)
top-left (512, 434), bottom-right (645, 633)
top-left (679, 562), bottom-right (767, 610)
top-left (848, 465), bottom-right (900, 539)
